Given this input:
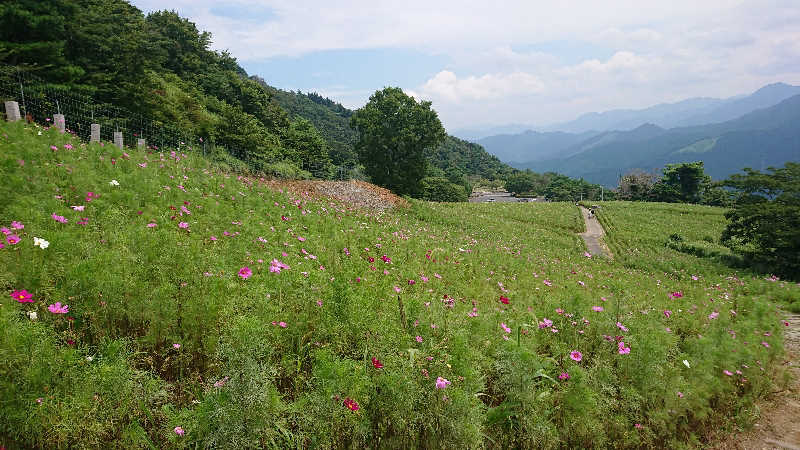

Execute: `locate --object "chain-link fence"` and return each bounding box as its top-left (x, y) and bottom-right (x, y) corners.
top-left (0, 65), bottom-right (207, 154)
top-left (0, 64), bottom-right (361, 180)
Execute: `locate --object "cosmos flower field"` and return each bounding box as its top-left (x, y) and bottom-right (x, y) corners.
top-left (0, 121), bottom-right (796, 448)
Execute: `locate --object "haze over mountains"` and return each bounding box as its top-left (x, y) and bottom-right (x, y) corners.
top-left (468, 83), bottom-right (800, 186)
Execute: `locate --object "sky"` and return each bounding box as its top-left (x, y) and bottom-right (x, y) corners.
top-left (129, 0), bottom-right (800, 132)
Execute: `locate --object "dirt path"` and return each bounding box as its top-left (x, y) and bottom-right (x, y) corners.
top-left (712, 312), bottom-right (800, 450)
top-left (579, 206), bottom-right (612, 258)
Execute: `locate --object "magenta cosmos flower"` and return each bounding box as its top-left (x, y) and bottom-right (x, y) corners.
top-left (174, 426), bottom-right (185, 436)
top-left (48, 302), bottom-right (69, 314)
top-left (238, 266), bottom-right (252, 279)
top-left (178, 222), bottom-right (189, 229)
top-left (6, 234), bottom-right (20, 245)
top-left (435, 377), bottom-right (451, 389)
top-left (11, 289), bottom-right (33, 303)
top-left (51, 213), bottom-right (68, 223)
top-left (570, 350), bottom-right (583, 362)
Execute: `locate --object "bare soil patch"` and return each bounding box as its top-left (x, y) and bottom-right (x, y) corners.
top-left (262, 179), bottom-right (408, 211)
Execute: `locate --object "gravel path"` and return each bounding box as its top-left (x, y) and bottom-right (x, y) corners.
top-left (579, 206), bottom-right (612, 258)
top-left (713, 312), bottom-right (800, 450)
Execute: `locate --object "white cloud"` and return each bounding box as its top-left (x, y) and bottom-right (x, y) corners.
top-left (419, 71), bottom-right (545, 102)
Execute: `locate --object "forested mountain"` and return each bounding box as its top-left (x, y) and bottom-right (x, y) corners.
top-left (261, 83), bottom-right (515, 182)
top-left (0, 0), bottom-right (333, 176)
top-left (541, 82), bottom-right (800, 133)
top-left (476, 130), bottom-right (599, 163)
top-left (520, 95), bottom-right (800, 186)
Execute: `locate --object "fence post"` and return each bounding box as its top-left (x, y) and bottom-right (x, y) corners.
top-left (53, 113), bottom-right (66, 133)
top-left (113, 131), bottom-right (123, 149)
top-left (90, 124), bottom-right (100, 143)
top-left (4, 101), bottom-right (21, 122)
top-left (137, 138), bottom-right (145, 149)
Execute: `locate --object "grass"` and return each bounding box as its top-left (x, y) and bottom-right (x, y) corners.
top-left (1, 121), bottom-right (797, 448)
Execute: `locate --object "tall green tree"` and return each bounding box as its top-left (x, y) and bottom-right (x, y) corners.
top-left (652, 161), bottom-right (710, 203)
top-left (350, 87), bottom-right (446, 196)
top-left (721, 163), bottom-right (800, 278)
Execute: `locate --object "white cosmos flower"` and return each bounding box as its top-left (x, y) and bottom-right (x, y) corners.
top-left (27, 311), bottom-right (38, 321)
top-left (33, 237), bottom-right (49, 249)
top-left (109, 179), bottom-right (120, 186)
top-left (682, 360), bottom-right (690, 368)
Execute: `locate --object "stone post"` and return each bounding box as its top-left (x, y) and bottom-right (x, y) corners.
top-left (113, 131), bottom-right (123, 149)
top-left (137, 138), bottom-right (146, 149)
top-left (4, 101), bottom-right (21, 122)
top-left (53, 114), bottom-right (66, 133)
top-left (90, 124), bottom-right (100, 143)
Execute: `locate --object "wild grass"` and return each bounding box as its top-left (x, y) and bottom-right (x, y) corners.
top-left (1, 121), bottom-right (797, 448)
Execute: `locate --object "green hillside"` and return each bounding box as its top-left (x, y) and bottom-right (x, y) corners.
top-left (522, 95), bottom-right (800, 186)
top-left (1, 120), bottom-right (796, 447)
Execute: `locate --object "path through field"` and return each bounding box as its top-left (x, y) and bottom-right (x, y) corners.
top-left (713, 312), bottom-right (800, 450)
top-left (579, 206), bottom-right (612, 258)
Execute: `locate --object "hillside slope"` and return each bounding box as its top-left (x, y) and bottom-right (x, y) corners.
top-left (521, 95), bottom-right (800, 186)
top-left (1, 120), bottom-right (796, 448)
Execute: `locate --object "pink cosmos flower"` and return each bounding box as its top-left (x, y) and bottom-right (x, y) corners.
top-left (0, 227), bottom-right (10, 235)
top-left (500, 323), bottom-right (511, 333)
top-left (11, 289), bottom-right (33, 303)
top-left (618, 342), bottom-right (631, 354)
top-left (174, 426), bottom-right (185, 436)
top-left (51, 213), bottom-right (67, 223)
top-left (408, 279), bottom-right (415, 285)
top-left (343, 397), bottom-right (359, 411)
top-left (146, 223), bottom-right (157, 228)
top-left (559, 372), bottom-right (570, 381)
top-left (297, 236), bottom-right (306, 242)
top-left (723, 370), bottom-right (733, 376)
top-left (543, 279), bottom-right (552, 286)
top-left (214, 377), bottom-right (229, 388)
top-left (616, 322), bottom-right (629, 332)
top-left (677, 391), bottom-right (684, 398)
top-left (577, 281), bottom-right (585, 287)
top-left (269, 259), bottom-right (290, 273)
top-left (570, 351), bottom-right (583, 361)
top-left (278, 321), bottom-right (287, 328)
top-left (435, 377), bottom-right (451, 389)
top-left (592, 306), bottom-right (604, 312)
top-left (6, 235), bottom-right (20, 245)
top-left (434, 273), bottom-right (442, 279)
top-left (238, 266), bottom-right (252, 279)
top-left (670, 291), bottom-right (683, 299)
top-left (48, 302), bottom-right (69, 314)
top-left (10, 221), bottom-right (24, 230)
top-left (178, 222), bottom-right (189, 229)
top-left (394, 286), bottom-right (401, 293)
top-left (664, 310), bottom-right (672, 318)
top-left (708, 311), bottom-right (719, 320)
top-left (173, 343), bottom-right (181, 349)
top-left (415, 336), bottom-right (423, 343)
top-left (761, 341), bottom-right (770, 348)
top-left (71, 205), bottom-right (85, 211)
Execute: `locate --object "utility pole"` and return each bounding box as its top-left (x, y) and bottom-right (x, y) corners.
top-left (601, 186), bottom-right (604, 202)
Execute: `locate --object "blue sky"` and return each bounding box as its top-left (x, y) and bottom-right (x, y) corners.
top-left (130, 0), bottom-right (800, 132)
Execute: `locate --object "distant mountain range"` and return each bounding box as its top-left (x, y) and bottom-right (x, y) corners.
top-left (472, 83), bottom-right (800, 186)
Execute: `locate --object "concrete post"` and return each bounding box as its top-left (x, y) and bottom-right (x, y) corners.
top-left (90, 124), bottom-right (100, 143)
top-left (4, 101), bottom-right (21, 122)
top-left (137, 138), bottom-right (145, 149)
top-left (53, 114), bottom-right (65, 133)
top-left (113, 131), bottom-right (123, 149)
